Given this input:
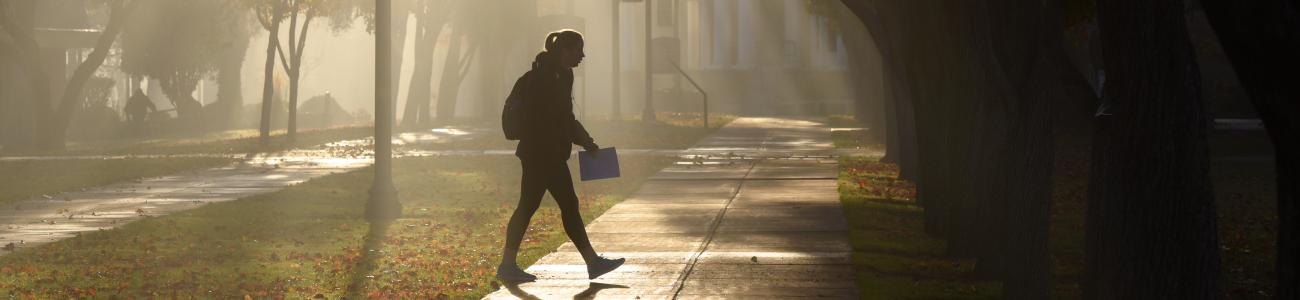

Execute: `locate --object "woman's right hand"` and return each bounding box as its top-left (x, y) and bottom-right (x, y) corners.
top-left (582, 142), bottom-right (600, 157)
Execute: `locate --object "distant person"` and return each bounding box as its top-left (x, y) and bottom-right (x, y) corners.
top-left (172, 93), bottom-right (202, 121)
top-left (124, 88), bottom-right (156, 136)
top-left (496, 29), bottom-right (623, 282)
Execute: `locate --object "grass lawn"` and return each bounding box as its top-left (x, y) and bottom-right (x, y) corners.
top-left (834, 116), bottom-right (1278, 299)
top-left (1, 126), bottom-right (376, 157)
top-left (831, 129), bottom-right (880, 151)
top-left (826, 114), bottom-right (863, 128)
top-left (61, 126), bottom-right (377, 156)
top-left (838, 156), bottom-right (1001, 299)
top-left (4, 112), bottom-right (735, 157)
top-left (0, 158), bottom-right (235, 205)
top-left (0, 155), bottom-right (675, 299)
top-left (405, 112), bottom-right (737, 152)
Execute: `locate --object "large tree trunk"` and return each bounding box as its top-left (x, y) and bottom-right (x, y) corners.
top-left (1195, 1), bottom-right (1300, 298)
top-left (0, 1), bottom-right (52, 151)
top-left (994, 0), bottom-right (1068, 297)
top-left (841, 26), bottom-right (885, 145)
top-left (996, 15), bottom-right (1071, 300)
top-left (216, 33), bottom-right (249, 129)
top-left (1085, 0), bottom-right (1224, 298)
top-left (910, 0), bottom-right (978, 239)
top-left (838, 0), bottom-right (919, 179)
top-left (890, 72), bottom-right (919, 182)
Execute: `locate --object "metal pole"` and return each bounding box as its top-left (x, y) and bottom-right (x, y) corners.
top-left (611, 0), bottom-right (621, 120)
top-left (368, 0), bottom-right (400, 223)
top-left (665, 59), bottom-right (707, 128)
top-left (641, 0), bottom-right (655, 121)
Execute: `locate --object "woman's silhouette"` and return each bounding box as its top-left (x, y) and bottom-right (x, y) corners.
top-left (497, 29), bottom-right (624, 282)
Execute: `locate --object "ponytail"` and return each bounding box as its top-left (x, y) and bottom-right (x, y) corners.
top-left (544, 31), bottom-right (562, 52)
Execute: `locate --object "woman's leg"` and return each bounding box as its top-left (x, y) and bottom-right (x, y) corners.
top-left (501, 159), bottom-right (548, 267)
top-left (543, 160), bottom-right (600, 262)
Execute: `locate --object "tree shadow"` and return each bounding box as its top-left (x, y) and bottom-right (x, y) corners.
top-left (345, 219), bottom-right (393, 298)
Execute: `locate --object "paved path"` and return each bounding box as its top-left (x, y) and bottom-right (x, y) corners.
top-left (0, 154), bottom-right (370, 253)
top-left (484, 117), bottom-right (858, 299)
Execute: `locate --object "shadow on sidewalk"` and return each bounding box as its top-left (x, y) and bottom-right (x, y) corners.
top-left (502, 281), bottom-right (629, 300)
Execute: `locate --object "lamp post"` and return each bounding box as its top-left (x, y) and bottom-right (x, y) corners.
top-left (611, 0), bottom-right (622, 120)
top-left (641, 0), bottom-right (655, 122)
top-left (368, 0), bottom-right (400, 223)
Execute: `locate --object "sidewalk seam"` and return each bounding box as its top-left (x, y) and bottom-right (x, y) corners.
top-left (667, 160), bottom-right (757, 299)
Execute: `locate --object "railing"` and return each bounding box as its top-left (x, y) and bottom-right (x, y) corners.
top-left (664, 59), bottom-right (709, 128)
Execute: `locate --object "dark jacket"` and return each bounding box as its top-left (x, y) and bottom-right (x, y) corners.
top-left (513, 54), bottom-right (594, 161)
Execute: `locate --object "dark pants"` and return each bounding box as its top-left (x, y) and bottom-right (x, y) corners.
top-left (502, 158), bottom-right (596, 264)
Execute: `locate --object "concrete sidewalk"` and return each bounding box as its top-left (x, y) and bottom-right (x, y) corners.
top-left (484, 117), bottom-right (857, 299)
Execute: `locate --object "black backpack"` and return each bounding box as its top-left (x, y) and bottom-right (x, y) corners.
top-left (501, 71), bottom-right (534, 140)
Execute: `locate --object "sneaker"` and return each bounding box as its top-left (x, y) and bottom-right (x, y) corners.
top-left (586, 256), bottom-right (625, 280)
top-left (496, 264), bottom-right (538, 282)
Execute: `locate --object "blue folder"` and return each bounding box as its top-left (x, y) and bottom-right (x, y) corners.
top-left (578, 147), bottom-right (620, 181)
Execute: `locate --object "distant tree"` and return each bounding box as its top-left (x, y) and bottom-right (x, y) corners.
top-left (433, 8), bottom-right (479, 121)
top-left (120, 0), bottom-right (243, 123)
top-left (244, 0), bottom-right (289, 146)
top-left (355, 0), bottom-right (414, 127)
top-left (399, 0), bottom-right (451, 128)
top-left (0, 0), bottom-right (140, 150)
top-left (270, 0), bottom-right (348, 142)
top-left (214, 7), bottom-right (258, 130)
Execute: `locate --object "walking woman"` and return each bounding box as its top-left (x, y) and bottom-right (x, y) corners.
top-left (497, 29), bottom-right (624, 282)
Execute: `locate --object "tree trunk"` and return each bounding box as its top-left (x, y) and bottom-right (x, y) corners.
top-left (259, 10), bottom-right (281, 146)
top-left (287, 70), bottom-right (298, 140)
top-left (285, 9), bottom-right (300, 143)
top-left (841, 26), bottom-right (884, 145)
top-left (999, 54), bottom-right (1056, 299)
top-left (435, 32), bottom-right (474, 121)
top-left (281, 6), bottom-right (315, 143)
top-left (216, 34), bottom-right (248, 129)
top-left (910, 1), bottom-right (976, 239)
top-left (401, 13), bottom-right (439, 128)
top-left (997, 29), bottom-right (1072, 300)
top-left (388, 0), bottom-right (410, 123)
top-left (890, 73), bottom-right (919, 182)
top-left (43, 0), bottom-right (137, 150)
top-left (1085, 0), bottom-right (1224, 298)
top-left (1195, 1), bottom-right (1300, 297)
top-left (996, 0), bottom-right (1067, 297)
top-left (0, 1), bottom-right (52, 151)
top-left (880, 72), bottom-right (899, 163)
top-left (839, 0), bottom-right (919, 179)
